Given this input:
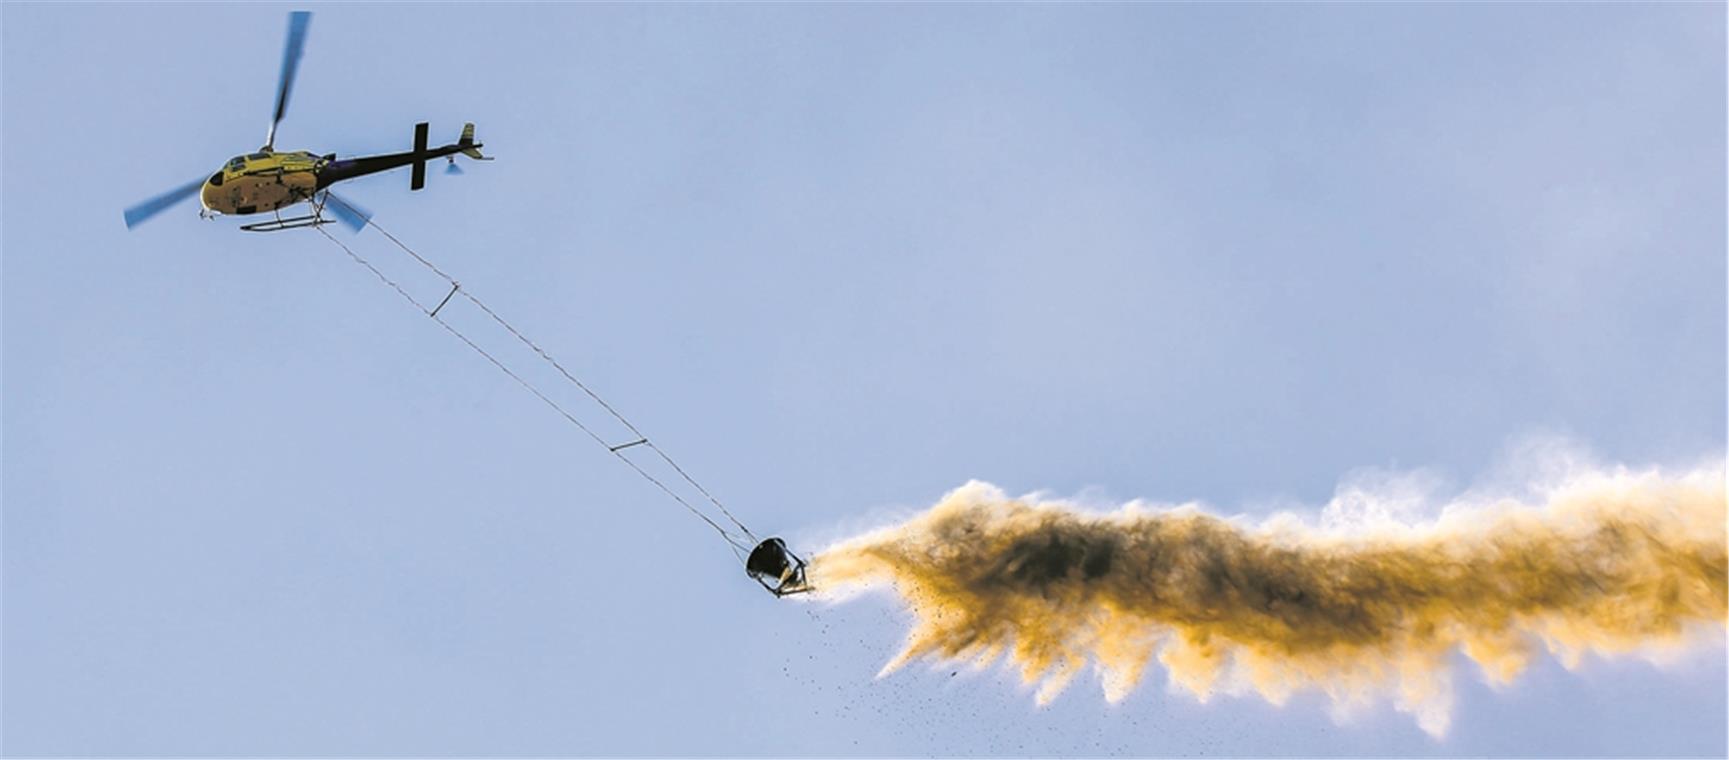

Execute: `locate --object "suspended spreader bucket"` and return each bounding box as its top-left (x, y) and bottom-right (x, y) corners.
top-left (745, 537), bottom-right (810, 597)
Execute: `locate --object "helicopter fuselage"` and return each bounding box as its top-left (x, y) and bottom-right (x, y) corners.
top-left (200, 151), bottom-right (322, 216)
top-left (199, 132), bottom-right (480, 218)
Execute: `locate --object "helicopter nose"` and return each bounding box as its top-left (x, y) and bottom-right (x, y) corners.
top-left (199, 172), bottom-right (224, 211)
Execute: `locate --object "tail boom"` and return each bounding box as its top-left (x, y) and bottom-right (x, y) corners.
top-left (315, 122), bottom-right (490, 191)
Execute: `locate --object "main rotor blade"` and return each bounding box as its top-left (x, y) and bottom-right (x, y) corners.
top-left (322, 191), bottom-right (372, 233)
top-left (264, 11), bottom-right (312, 150)
top-left (123, 176), bottom-right (206, 229)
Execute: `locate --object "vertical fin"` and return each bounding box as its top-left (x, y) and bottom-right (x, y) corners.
top-left (458, 122), bottom-right (492, 161)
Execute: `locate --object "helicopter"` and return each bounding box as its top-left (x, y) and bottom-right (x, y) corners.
top-left (122, 11), bottom-right (491, 233)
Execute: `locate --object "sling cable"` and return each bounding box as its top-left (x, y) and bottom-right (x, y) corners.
top-left (314, 209), bottom-right (808, 598)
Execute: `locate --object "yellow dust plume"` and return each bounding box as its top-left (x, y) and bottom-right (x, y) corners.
top-left (809, 466), bottom-right (1726, 736)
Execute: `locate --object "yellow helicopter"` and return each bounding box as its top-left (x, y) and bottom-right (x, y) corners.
top-left (123, 11), bottom-right (490, 233)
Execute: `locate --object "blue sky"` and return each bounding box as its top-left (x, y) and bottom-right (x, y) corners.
top-left (4, 3), bottom-right (1724, 756)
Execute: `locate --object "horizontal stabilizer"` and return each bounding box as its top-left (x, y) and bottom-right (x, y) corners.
top-left (410, 122), bottom-right (429, 191)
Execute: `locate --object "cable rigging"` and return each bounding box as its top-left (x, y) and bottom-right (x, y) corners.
top-left (312, 221), bottom-right (765, 565)
top-left (354, 212), bottom-right (761, 546)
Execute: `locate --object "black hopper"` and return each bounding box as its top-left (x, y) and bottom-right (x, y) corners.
top-left (745, 538), bottom-right (810, 597)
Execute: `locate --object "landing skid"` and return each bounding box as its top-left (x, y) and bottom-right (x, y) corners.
top-left (240, 213), bottom-right (330, 233)
top-left (239, 195), bottom-right (334, 233)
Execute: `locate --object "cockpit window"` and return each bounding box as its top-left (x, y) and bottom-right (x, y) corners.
top-left (247, 153), bottom-right (269, 161)
top-left (228, 156), bottom-right (246, 170)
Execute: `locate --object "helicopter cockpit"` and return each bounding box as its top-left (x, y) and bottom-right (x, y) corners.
top-left (209, 154), bottom-right (258, 186)
top-left (225, 153), bottom-right (272, 171)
